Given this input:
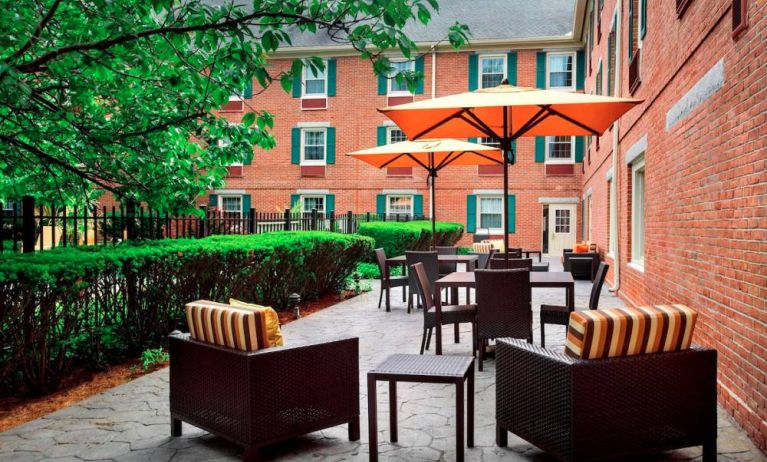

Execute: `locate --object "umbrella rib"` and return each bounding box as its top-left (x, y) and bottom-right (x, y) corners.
top-left (379, 153), bottom-right (408, 169)
top-left (405, 153), bottom-right (430, 171)
top-left (510, 105), bottom-right (551, 140)
top-left (412, 109), bottom-right (465, 140)
top-left (435, 151), bottom-right (460, 170)
top-left (463, 109), bottom-right (502, 139)
top-left (543, 106), bottom-right (602, 136)
top-left (467, 151), bottom-right (505, 165)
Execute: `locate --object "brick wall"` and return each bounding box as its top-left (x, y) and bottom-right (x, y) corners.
top-left (583, 0), bottom-right (766, 451)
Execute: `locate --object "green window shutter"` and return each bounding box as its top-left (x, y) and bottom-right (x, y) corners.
top-left (535, 136), bottom-right (546, 163)
top-left (326, 127), bottom-right (336, 164)
top-left (377, 126), bottom-right (388, 146)
top-left (292, 72), bottom-right (302, 98)
top-left (327, 59), bottom-right (337, 97)
top-left (208, 194), bottom-right (218, 208)
top-left (242, 194), bottom-right (251, 216)
top-left (415, 56), bottom-right (425, 94)
top-left (507, 194), bottom-right (516, 234)
top-left (468, 54), bottom-right (478, 91)
top-left (536, 52), bottom-right (547, 89)
top-left (506, 52), bottom-right (518, 86)
top-left (244, 149), bottom-right (254, 165)
top-left (291, 128), bottom-right (301, 164)
top-left (244, 80), bottom-right (253, 98)
top-left (325, 194), bottom-right (335, 215)
top-left (413, 194), bottom-right (424, 217)
top-left (466, 195), bottom-right (477, 233)
top-left (576, 50), bottom-right (586, 90)
top-left (640, 0), bottom-right (647, 38)
top-left (575, 136), bottom-right (585, 162)
top-left (628, 0), bottom-right (634, 61)
top-left (376, 194), bottom-right (386, 215)
top-left (290, 194), bottom-right (300, 209)
top-left (512, 140), bottom-right (517, 152)
top-left (467, 137), bottom-right (478, 144)
top-left (377, 73), bottom-right (387, 95)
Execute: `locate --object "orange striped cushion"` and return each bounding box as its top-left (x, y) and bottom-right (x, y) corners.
top-left (185, 300), bottom-right (271, 352)
top-left (472, 242), bottom-right (492, 253)
top-left (564, 304), bottom-right (697, 359)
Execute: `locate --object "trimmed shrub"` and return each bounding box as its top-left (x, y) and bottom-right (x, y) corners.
top-left (357, 221), bottom-right (464, 259)
top-left (0, 232), bottom-right (372, 395)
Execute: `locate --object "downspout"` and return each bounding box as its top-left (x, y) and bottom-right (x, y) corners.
top-left (609, 1), bottom-right (623, 292)
top-left (429, 49), bottom-right (437, 221)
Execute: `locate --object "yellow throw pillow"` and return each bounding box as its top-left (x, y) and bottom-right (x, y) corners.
top-left (229, 299), bottom-right (285, 347)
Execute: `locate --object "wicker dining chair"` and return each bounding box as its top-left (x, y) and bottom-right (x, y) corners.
top-left (489, 257), bottom-right (532, 270)
top-left (374, 248), bottom-right (408, 312)
top-left (539, 262), bottom-right (609, 348)
top-left (474, 268), bottom-right (532, 371)
top-left (435, 246), bottom-right (457, 276)
top-left (406, 251), bottom-right (439, 313)
top-left (411, 262), bottom-right (477, 355)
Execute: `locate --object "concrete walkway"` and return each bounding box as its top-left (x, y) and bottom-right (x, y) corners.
top-left (1, 260), bottom-right (764, 462)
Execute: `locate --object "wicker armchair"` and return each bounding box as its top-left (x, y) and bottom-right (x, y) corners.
top-left (468, 248), bottom-right (497, 270)
top-left (474, 269), bottom-right (532, 371)
top-left (406, 251), bottom-right (439, 313)
top-left (169, 333), bottom-right (360, 461)
top-left (489, 257), bottom-right (533, 270)
top-left (495, 338), bottom-right (717, 462)
top-left (563, 252), bottom-right (599, 280)
top-left (375, 248), bottom-right (408, 312)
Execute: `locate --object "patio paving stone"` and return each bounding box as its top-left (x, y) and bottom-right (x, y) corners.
top-left (0, 258), bottom-right (764, 461)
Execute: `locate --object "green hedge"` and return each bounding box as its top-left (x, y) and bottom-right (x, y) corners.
top-left (357, 221), bottom-right (464, 259)
top-left (0, 232), bottom-right (372, 395)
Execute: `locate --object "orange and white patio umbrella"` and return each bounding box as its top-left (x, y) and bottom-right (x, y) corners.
top-left (348, 139), bottom-right (502, 247)
top-left (379, 83), bottom-right (643, 254)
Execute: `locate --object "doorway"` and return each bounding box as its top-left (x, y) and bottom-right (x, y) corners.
top-left (546, 204), bottom-right (576, 256)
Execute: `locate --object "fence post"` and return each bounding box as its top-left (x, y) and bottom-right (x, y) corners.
top-left (284, 208), bottom-right (290, 231)
top-left (126, 199), bottom-right (137, 240)
top-left (366, 211), bottom-right (371, 222)
top-left (199, 205), bottom-right (207, 237)
top-left (21, 195), bottom-right (35, 253)
top-left (311, 208), bottom-right (317, 230)
top-left (346, 211), bottom-right (353, 234)
top-left (329, 210), bottom-right (335, 232)
top-left (249, 208), bottom-right (256, 234)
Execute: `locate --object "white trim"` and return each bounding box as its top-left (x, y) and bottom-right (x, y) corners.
top-left (475, 194), bottom-right (505, 235)
top-left (386, 126), bottom-right (408, 144)
top-left (545, 136), bottom-right (575, 164)
top-left (299, 127), bottom-right (327, 166)
top-left (608, 176), bottom-right (617, 255)
top-left (585, 187), bottom-right (593, 197)
top-left (301, 59), bottom-right (328, 98)
top-left (627, 261), bottom-right (645, 273)
top-left (631, 155), bottom-right (646, 267)
top-left (546, 51), bottom-right (577, 91)
top-left (218, 194), bottom-right (243, 218)
top-left (473, 189), bottom-right (504, 195)
top-left (385, 194), bottom-right (414, 217)
top-left (605, 166), bottom-right (614, 180)
top-left (296, 189), bottom-right (331, 195)
top-left (666, 59), bottom-right (725, 131)
top-left (383, 189), bottom-right (418, 195)
top-left (538, 197), bottom-right (579, 204)
top-left (381, 120), bottom-right (397, 127)
top-left (297, 121), bottom-right (331, 128)
top-left (212, 189), bottom-right (246, 195)
top-left (625, 134), bottom-right (647, 164)
top-left (478, 53), bottom-right (507, 89)
top-left (387, 59), bottom-right (415, 97)
top-left (300, 194), bottom-right (326, 214)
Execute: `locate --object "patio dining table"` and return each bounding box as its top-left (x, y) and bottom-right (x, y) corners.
top-left (386, 254), bottom-right (479, 272)
top-left (432, 271), bottom-right (574, 355)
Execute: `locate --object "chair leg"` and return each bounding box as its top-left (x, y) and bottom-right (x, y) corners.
top-left (243, 446), bottom-right (260, 462)
top-left (478, 338), bottom-right (485, 372)
top-left (472, 322), bottom-right (477, 358)
top-left (702, 436), bottom-right (717, 462)
top-left (496, 423), bottom-right (508, 447)
top-left (402, 285), bottom-right (407, 302)
top-left (348, 416), bottom-right (360, 441)
top-left (407, 293), bottom-right (412, 313)
top-left (170, 417), bottom-right (182, 437)
top-left (425, 328), bottom-right (433, 351)
top-left (540, 320), bottom-right (546, 348)
top-left (420, 328), bottom-right (427, 354)
top-left (454, 323), bottom-right (460, 343)
top-left (377, 284), bottom-right (384, 309)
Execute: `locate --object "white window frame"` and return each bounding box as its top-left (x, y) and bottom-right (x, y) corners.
top-left (631, 155), bottom-right (646, 270)
top-left (300, 127), bottom-right (327, 166)
top-left (386, 194), bottom-right (414, 217)
top-left (595, 58), bottom-right (603, 95)
top-left (302, 59), bottom-right (328, 99)
top-left (301, 195), bottom-right (326, 214)
top-left (217, 137), bottom-right (243, 167)
top-left (546, 51), bottom-right (577, 91)
top-left (545, 136), bottom-right (575, 164)
top-left (219, 195), bottom-right (243, 218)
top-left (637, 0), bottom-right (645, 49)
top-left (479, 136), bottom-right (501, 148)
top-left (478, 54), bottom-right (507, 89)
top-left (476, 195), bottom-right (504, 235)
top-left (388, 59), bottom-right (415, 96)
top-left (608, 178), bottom-right (617, 256)
top-left (387, 127), bottom-right (407, 144)
top-left (585, 192), bottom-right (593, 241)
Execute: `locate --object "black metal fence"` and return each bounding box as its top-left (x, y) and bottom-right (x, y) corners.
top-left (1, 196), bottom-right (426, 253)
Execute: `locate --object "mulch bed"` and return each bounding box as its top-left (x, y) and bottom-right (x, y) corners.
top-left (0, 289), bottom-right (360, 433)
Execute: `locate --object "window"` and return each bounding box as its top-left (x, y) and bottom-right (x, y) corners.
top-left (608, 178), bottom-right (617, 255)
top-left (733, 0), bottom-right (748, 37)
top-left (546, 136), bottom-right (574, 163)
top-left (479, 136), bottom-right (501, 148)
top-left (389, 60), bottom-right (415, 95)
top-left (631, 156), bottom-right (646, 267)
top-left (547, 52), bottom-right (575, 90)
top-left (479, 55), bottom-right (506, 89)
top-left (220, 195), bottom-right (242, 217)
top-left (387, 195), bottom-right (413, 216)
top-left (302, 195), bottom-right (325, 214)
top-left (595, 60), bottom-right (603, 95)
top-left (588, 1), bottom-right (595, 72)
top-left (478, 196), bottom-right (503, 231)
top-left (303, 61), bottom-right (327, 97)
top-left (555, 208), bottom-right (571, 233)
top-left (388, 127), bottom-right (407, 144)
top-left (301, 128), bottom-right (326, 165)
top-left (586, 194), bottom-right (593, 241)
top-left (607, 22), bottom-right (616, 96)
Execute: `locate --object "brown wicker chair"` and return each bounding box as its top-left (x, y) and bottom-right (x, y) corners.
top-left (496, 338), bottom-right (718, 462)
top-left (169, 333), bottom-right (360, 461)
top-left (411, 262), bottom-right (477, 355)
top-left (540, 262), bottom-right (609, 348)
top-left (474, 269), bottom-right (532, 371)
top-left (406, 251), bottom-right (438, 313)
top-left (489, 257), bottom-right (533, 270)
top-left (436, 245), bottom-right (457, 276)
top-left (375, 248), bottom-right (408, 312)
top-left (468, 248), bottom-right (497, 270)
top-left (563, 251), bottom-right (600, 280)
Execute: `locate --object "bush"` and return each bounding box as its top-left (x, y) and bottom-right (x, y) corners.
top-left (0, 232), bottom-right (372, 395)
top-left (354, 262), bottom-right (402, 279)
top-left (357, 221), bottom-right (464, 259)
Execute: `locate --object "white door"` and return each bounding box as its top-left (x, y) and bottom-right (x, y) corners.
top-left (548, 204), bottom-right (576, 256)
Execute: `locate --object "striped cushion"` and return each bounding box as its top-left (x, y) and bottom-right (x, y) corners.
top-left (185, 300), bottom-right (271, 352)
top-left (564, 304), bottom-right (697, 360)
top-left (472, 242), bottom-right (492, 253)
top-left (229, 298), bottom-right (284, 347)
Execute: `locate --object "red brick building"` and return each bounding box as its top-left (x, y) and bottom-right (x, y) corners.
top-left (212, 0), bottom-right (766, 451)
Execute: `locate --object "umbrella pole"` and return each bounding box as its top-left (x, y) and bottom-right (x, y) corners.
top-left (503, 151), bottom-right (510, 261)
top-left (430, 169), bottom-right (437, 250)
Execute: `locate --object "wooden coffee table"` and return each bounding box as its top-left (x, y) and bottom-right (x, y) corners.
top-left (368, 354), bottom-right (474, 462)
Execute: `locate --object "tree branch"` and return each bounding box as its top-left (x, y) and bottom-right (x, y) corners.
top-left (12, 0), bottom-right (63, 59)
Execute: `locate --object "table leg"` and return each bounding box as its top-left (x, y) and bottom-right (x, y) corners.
top-left (467, 366), bottom-right (474, 448)
top-left (368, 376), bottom-right (378, 462)
top-left (389, 381), bottom-right (397, 443)
top-left (435, 290), bottom-right (443, 355)
top-left (456, 380), bottom-right (464, 462)
top-left (567, 282), bottom-right (574, 310)
top-left (385, 282), bottom-right (391, 313)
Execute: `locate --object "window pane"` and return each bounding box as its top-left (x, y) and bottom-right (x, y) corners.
top-left (480, 57), bottom-right (505, 88)
top-left (388, 196), bottom-right (412, 215)
top-left (479, 197), bottom-right (503, 229)
top-left (222, 197), bottom-right (241, 213)
top-left (305, 79), bottom-right (325, 95)
top-left (549, 55), bottom-right (573, 88)
top-left (390, 61), bottom-right (414, 93)
top-left (479, 137), bottom-right (501, 148)
top-left (303, 130), bottom-right (325, 161)
top-left (303, 196), bottom-right (324, 213)
top-left (554, 209), bottom-right (570, 233)
top-left (389, 129), bottom-right (407, 143)
top-left (547, 136), bottom-right (573, 159)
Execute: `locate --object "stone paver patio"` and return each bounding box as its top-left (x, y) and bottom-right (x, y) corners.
top-left (1, 259), bottom-right (765, 462)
